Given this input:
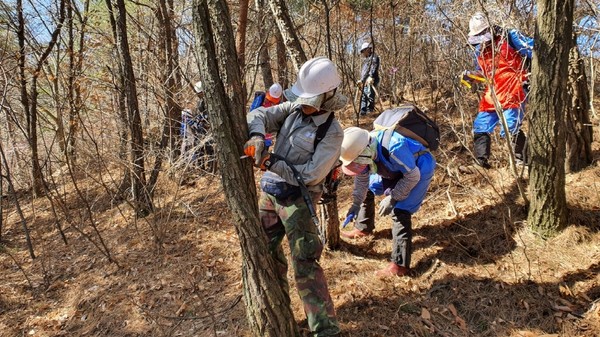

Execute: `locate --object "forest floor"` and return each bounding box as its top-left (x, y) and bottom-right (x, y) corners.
top-left (1, 97), bottom-right (600, 337)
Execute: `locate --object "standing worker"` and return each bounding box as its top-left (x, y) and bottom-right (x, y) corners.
top-left (462, 12), bottom-right (533, 169)
top-left (357, 42), bottom-right (380, 115)
top-left (339, 126), bottom-right (436, 277)
top-left (181, 81), bottom-right (212, 168)
top-left (243, 57), bottom-right (347, 336)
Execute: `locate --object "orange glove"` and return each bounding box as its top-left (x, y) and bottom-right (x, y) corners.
top-left (243, 136), bottom-right (265, 165)
top-left (256, 153), bottom-right (276, 171)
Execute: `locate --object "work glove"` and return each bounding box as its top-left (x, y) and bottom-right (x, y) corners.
top-left (243, 135), bottom-right (265, 166)
top-left (256, 153), bottom-right (276, 171)
top-left (365, 77), bottom-right (374, 86)
top-left (378, 195), bottom-right (396, 216)
top-left (343, 204), bottom-right (361, 228)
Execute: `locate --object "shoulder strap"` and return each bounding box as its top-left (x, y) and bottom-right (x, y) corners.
top-left (382, 128), bottom-right (429, 161)
top-left (314, 112), bottom-right (335, 149)
top-left (381, 128), bottom-right (393, 160)
top-left (395, 125), bottom-right (429, 148)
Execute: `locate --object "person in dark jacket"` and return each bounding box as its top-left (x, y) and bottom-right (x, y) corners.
top-left (357, 42), bottom-right (380, 115)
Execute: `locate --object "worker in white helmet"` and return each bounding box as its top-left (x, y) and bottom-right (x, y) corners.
top-left (243, 57), bottom-right (346, 336)
top-left (339, 126), bottom-right (435, 278)
top-left (463, 12), bottom-right (533, 169)
top-left (249, 82), bottom-right (284, 111)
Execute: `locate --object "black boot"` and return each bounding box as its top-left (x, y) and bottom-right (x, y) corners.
top-left (473, 132), bottom-right (491, 169)
top-left (512, 129), bottom-right (528, 165)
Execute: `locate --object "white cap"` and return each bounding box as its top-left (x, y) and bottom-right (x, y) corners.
top-left (360, 42), bottom-right (372, 52)
top-left (340, 127), bottom-right (370, 165)
top-left (268, 83), bottom-right (283, 98)
top-left (194, 81), bottom-right (203, 93)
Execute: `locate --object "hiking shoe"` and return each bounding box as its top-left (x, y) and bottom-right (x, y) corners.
top-left (340, 228), bottom-right (371, 239)
top-left (475, 158), bottom-right (491, 169)
top-left (375, 262), bottom-right (410, 278)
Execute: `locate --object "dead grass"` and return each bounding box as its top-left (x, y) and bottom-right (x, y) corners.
top-left (1, 98), bottom-right (599, 337)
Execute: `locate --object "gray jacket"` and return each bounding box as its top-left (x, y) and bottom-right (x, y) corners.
top-left (247, 101), bottom-right (343, 191)
top-left (361, 53), bottom-right (380, 84)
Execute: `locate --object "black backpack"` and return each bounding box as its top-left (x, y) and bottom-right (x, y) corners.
top-left (373, 103), bottom-right (440, 151)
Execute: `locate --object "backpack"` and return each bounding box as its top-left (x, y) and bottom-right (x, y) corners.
top-left (249, 91), bottom-right (266, 111)
top-left (373, 103), bottom-right (440, 151)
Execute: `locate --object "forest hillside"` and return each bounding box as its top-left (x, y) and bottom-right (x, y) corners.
top-left (1, 95), bottom-right (599, 336)
top-left (1, 1), bottom-right (600, 336)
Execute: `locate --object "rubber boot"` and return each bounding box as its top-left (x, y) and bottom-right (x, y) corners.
top-left (473, 132), bottom-right (491, 169)
top-left (512, 129), bottom-right (528, 165)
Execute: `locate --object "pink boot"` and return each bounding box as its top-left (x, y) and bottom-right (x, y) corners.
top-left (340, 228), bottom-right (371, 239)
top-left (375, 262), bottom-right (410, 278)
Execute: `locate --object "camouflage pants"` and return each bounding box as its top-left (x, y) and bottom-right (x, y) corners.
top-left (259, 191), bottom-right (340, 337)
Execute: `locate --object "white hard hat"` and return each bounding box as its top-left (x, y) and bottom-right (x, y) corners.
top-left (289, 57), bottom-right (341, 109)
top-left (268, 83), bottom-right (283, 98)
top-left (359, 42), bottom-right (372, 52)
top-left (467, 13), bottom-right (493, 45)
top-left (194, 81), bottom-right (203, 93)
top-left (340, 127), bottom-right (370, 165)
top-left (468, 12), bottom-right (490, 36)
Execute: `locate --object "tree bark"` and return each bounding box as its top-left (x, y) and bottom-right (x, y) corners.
top-left (267, 0), bottom-right (307, 71)
top-left (16, 0), bottom-right (66, 197)
top-left (148, 0), bottom-right (183, 191)
top-left (274, 29), bottom-right (288, 89)
top-left (236, 0), bottom-right (250, 68)
top-left (66, 0), bottom-right (91, 163)
top-left (104, 0), bottom-right (131, 201)
top-left (527, 0), bottom-right (573, 237)
top-left (193, 1), bottom-right (299, 336)
top-left (255, 0), bottom-right (274, 88)
top-left (112, 0), bottom-right (153, 216)
top-left (565, 33), bottom-right (593, 173)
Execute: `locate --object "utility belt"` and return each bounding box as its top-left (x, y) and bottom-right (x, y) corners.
top-left (260, 178), bottom-right (302, 200)
top-left (260, 171), bottom-right (322, 200)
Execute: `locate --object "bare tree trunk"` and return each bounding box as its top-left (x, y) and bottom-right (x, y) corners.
top-left (565, 33), bottom-right (593, 173)
top-left (527, 0), bottom-right (573, 237)
top-left (0, 142), bottom-right (35, 259)
top-left (255, 0), bottom-right (274, 88)
top-left (274, 29), bottom-right (288, 88)
top-left (236, 0), bottom-right (249, 68)
top-left (193, 1), bottom-right (299, 336)
top-left (321, 0), bottom-right (332, 60)
top-left (112, 0), bottom-right (153, 217)
top-left (267, 0), bottom-right (307, 70)
top-left (67, 0), bottom-right (91, 163)
top-left (104, 0), bottom-right (131, 200)
top-left (259, 43), bottom-right (274, 88)
top-left (148, 0), bottom-right (183, 191)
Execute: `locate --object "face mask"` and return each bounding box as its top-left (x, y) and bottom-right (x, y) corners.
top-left (353, 139), bottom-right (378, 174)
